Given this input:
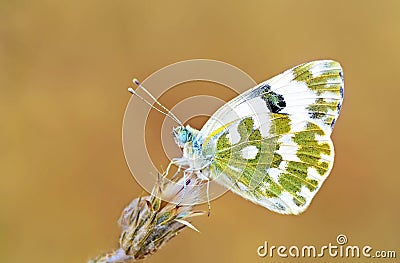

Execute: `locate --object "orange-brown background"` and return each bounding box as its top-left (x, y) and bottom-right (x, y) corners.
top-left (1, 1), bottom-right (399, 262)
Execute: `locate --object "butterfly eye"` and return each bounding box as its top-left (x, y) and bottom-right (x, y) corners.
top-left (179, 129), bottom-right (188, 143)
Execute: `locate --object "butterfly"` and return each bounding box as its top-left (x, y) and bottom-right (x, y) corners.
top-left (129, 60), bottom-right (344, 215)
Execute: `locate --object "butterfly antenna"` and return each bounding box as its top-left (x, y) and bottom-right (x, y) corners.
top-left (128, 87), bottom-right (182, 125)
top-left (133, 79), bottom-right (183, 126)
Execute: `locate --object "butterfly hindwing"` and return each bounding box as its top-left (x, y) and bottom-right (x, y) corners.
top-left (202, 114), bottom-right (333, 214)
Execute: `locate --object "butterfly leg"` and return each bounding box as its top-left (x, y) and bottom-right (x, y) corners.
top-left (165, 158), bottom-right (187, 178)
top-left (176, 170), bottom-right (191, 207)
top-left (196, 171), bottom-right (211, 216)
top-left (170, 164), bottom-right (182, 180)
top-left (164, 159), bottom-right (175, 177)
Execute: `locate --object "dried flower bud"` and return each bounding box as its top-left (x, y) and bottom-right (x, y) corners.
top-left (89, 173), bottom-right (204, 262)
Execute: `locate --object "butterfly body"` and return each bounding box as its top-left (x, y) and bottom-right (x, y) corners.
top-left (173, 125), bottom-right (207, 169)
top-left (170, 60), bottom-right (344, 214)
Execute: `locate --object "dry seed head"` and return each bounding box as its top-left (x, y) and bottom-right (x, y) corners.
top-left (89, 173), bottom-right (204, 262)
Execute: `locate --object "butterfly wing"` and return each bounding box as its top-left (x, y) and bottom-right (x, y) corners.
top-left (198, 60), bottom-right (343, 214)
top-left (265, 60), bottom-right (343, 133)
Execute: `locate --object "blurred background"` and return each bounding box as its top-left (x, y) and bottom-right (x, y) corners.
top-left (1, 1), bottom-right (399, 262)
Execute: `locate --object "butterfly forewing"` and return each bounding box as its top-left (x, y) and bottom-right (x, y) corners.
top-left (266, 60), bottom-right (343, 134)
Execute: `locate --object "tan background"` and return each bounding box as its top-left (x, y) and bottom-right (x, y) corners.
top-left (1, 1), bottom-right (399, 262)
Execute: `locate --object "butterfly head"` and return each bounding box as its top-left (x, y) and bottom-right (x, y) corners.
top-left (173, 125), bottom-right (195, 148)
